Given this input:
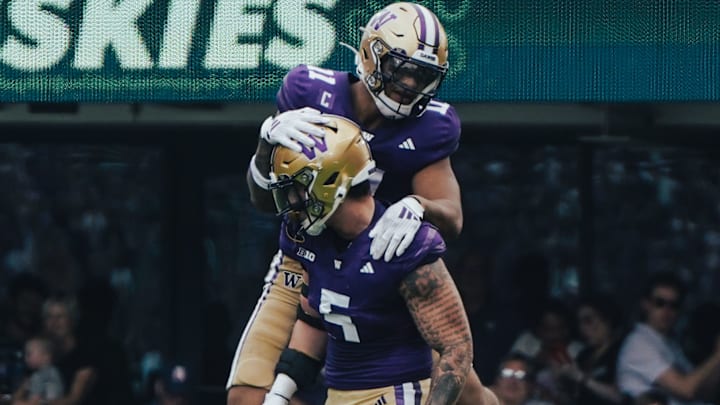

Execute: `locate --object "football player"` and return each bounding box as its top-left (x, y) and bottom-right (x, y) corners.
top-left (263, 114), bottom-right (471, 405)
top-left (228, 3), bottom-right (496, 405)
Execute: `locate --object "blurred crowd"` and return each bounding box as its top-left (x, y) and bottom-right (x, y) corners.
top-left (452, 252), bottom-right (720, 405)
top-left (1, 143), bottom-right (720, 404)
top-left (0, 145), bottom-right (178, 404)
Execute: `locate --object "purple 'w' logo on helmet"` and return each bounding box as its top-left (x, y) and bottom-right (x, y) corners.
top-left (300, 135), bottom-right (328, 160)
top-left (369, 10), bottom-right (397, 30)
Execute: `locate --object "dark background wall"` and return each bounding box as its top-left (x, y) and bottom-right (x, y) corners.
top-left (1, 115), bottom-right (720, 401)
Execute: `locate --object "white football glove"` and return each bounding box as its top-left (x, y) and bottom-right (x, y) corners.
top-left (260, 107), bottom-right (329, 152)
top-left (369, 196), bottom-right (424, 262)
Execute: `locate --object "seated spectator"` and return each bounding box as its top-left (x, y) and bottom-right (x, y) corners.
top-left (42, 294), bottom-right (98, 405)
top-left (510, 298), bottom-right (584, 402)
top-left (2, 274), bottom-right (48, 347)
top-left (617, 272), bottom-right (720, 405)
top-left (511, 298), bottom-right (584, 366)
top-left (0, 274), bottom-right (49, 396)
top-left (554, 294), bottom-right (628, 405)
top-left (11, 336), bottom-right (64, 404)
top-left (490, 352), bottom-right (553, 405)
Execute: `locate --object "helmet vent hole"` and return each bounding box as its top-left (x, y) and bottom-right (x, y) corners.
top-left (323, 172), bottom-right (339, 185)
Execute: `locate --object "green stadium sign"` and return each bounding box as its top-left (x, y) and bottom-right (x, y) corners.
top-left (1, 0), bottom-right (719, 102)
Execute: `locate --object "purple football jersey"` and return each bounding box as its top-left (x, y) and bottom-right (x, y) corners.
top-left (276, 64), bottom-right (461, 203)
top-left (280, 201), bottom-right (446, 390)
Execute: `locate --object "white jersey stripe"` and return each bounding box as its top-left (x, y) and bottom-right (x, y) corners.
top-left (403, 382), bottom-right (416, 405)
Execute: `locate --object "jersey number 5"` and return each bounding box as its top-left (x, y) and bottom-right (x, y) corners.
top-left (319, 288), bottom-right (360, 343)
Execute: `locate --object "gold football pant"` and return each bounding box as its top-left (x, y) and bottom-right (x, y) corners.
top-left (226, 250), bottom-right (304, 390)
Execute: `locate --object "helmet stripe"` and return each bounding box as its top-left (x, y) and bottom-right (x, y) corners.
top-left (412, 4), bottom-right (427, 49)
top-left (413, 4), bottom-right (439, 49)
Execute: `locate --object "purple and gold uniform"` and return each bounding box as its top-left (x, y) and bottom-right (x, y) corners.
top-left (227, 65), bottom-right (459, 390)
top-left (281, 202), bottom-right (446, 397)
top-left (277, 65), bottom-right (460, 202)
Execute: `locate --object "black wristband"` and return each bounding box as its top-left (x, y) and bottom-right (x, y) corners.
top-left (296, 305), bottom-right (325, 331)
top-left (275, 348), bottom-right (322, 389)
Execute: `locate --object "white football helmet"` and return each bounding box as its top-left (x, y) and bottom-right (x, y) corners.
top-left (357, 2), bottom-right (449, 119)
top-left (269, 115), bottom-right (376, 237)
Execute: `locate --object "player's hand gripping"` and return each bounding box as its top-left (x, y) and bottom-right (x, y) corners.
top-left (260, 107), bottom-right (329, 152)
top-left (369, 196), bottom-right (424, 262)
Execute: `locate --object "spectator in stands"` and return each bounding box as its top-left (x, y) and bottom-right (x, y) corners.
top-left (42, 294), bottom-right (98, 405)
top-left (2, 274), bottom-right (48, 348)
top-left (0, 274), bottom-right (49, 396)
top-left (617, 271), bottom-right (720, 405)
top-left (490, 352), bottom-right (553, 405)
top-left (555, 294), bottom-right (627, 405)
top-left (511, 298), bottom-right (584, 365)
top-left (11, 336), bottom-right (64, 404)
top-left (151, 364), bottom-right (194, 405)
top-left (510, 298), bottom-right (584, 402)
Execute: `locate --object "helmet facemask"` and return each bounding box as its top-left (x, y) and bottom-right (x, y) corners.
top-left (270, 166), bottom-right (349, 237)
top-left (269, 115), bottom-right (376, 239)
top-left (367, 39), bottom-right (447, 118)
top-left (356, 2), bottom-right (449, 120)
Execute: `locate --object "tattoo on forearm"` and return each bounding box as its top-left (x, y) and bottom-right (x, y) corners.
top-left (400, 260), bottom-right (473, 405)
top-left (427, 344), bottom-right (471, 404)
top-left (428, 374), bottom-right (463, 404)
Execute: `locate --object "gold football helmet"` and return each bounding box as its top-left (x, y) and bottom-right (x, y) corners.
top-left (357, 2), bottom-right (449, 119)
top-left (269, 114), bottom-right (375, 236)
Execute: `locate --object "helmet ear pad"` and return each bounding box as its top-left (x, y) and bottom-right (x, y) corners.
top-left (360, 40), bottom-right (385, 93)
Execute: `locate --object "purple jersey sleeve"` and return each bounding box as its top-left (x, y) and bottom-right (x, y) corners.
top-left (420, 102), bottom-right (461, 162)
top-left (370, 102), bottom-right (461, 202)
top-left (274, 65), bottom-right (461, 204)
top-left (276, 65), bottom-right (313, 112)
top-left (393, 222), bottom-right (447, 273)
top-left (276, 64), bottom-right (351, 115)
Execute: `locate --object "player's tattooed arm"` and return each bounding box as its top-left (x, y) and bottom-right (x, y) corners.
top-left (399, 259), bottom-right (473, 405)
